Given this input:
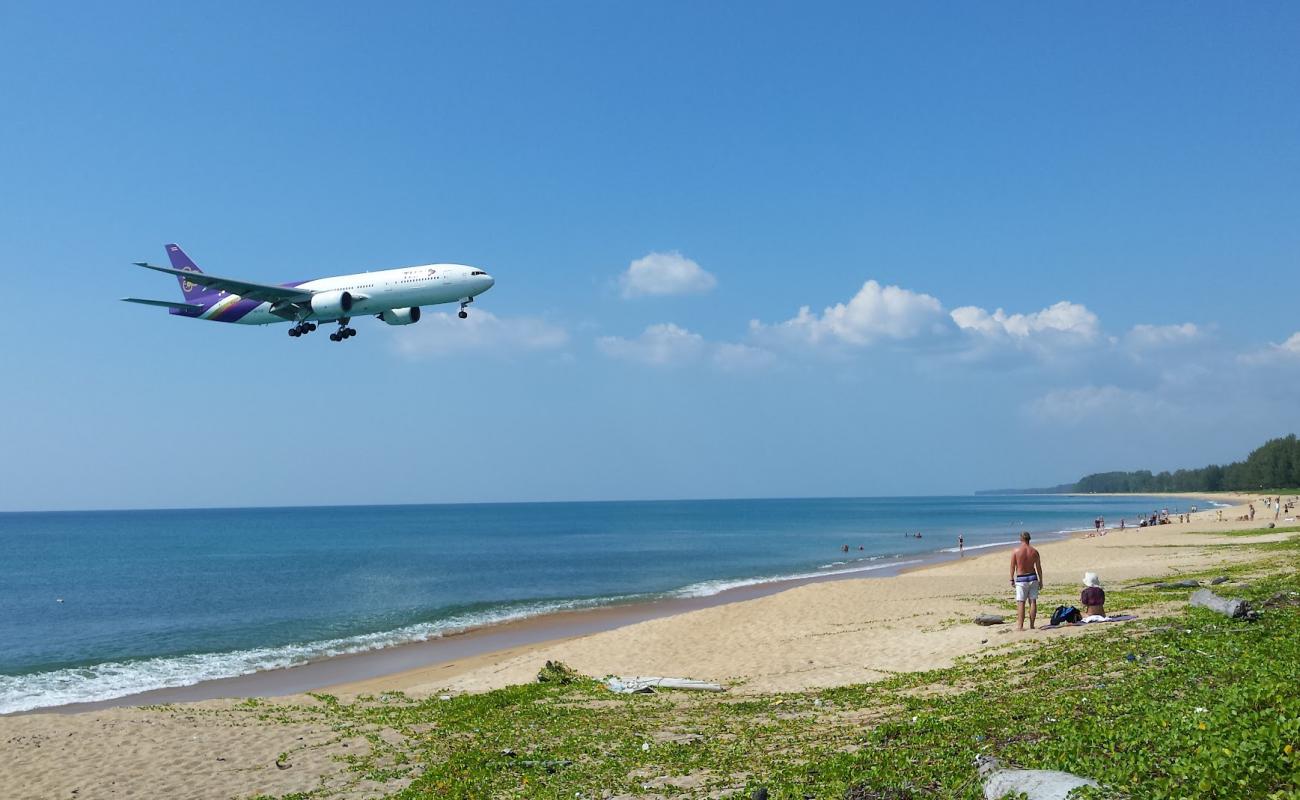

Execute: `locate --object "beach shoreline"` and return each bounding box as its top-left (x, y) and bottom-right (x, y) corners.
top-left (3, 492), bottom-right (1294, 800)
top-left (9, 491), bottom-right (1257, 715)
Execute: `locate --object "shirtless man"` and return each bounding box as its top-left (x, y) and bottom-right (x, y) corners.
top-left (1009, 531), bottom-right (1044, 631)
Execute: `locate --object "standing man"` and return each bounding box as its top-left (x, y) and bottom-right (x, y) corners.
top-left (1010, 531), bottom-right (1043, 631)
top-left (958, 534), bottom-right (964, 555)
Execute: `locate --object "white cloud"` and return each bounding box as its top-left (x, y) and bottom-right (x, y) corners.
top-left (951, 301), bottom-right (1100, 345)
top-left (1028, 384), bottom-right (1170, 423)
top-left (597, 324), bottom-right (777, 371)
top-left (392, 310), bottom-right (568, 359)
top-left (597, 323), bottom-right (706, 366)
top-left (1126, 322), bottom-right (1201, 349)
top-left (750, 280), bottom-right (946, 347)
top-left (1239, 331), bottom-right (1300, 365)
top-left (619, 251), bottom-right (717, 298)
top-left (712, 342), bottom-right (777, 371)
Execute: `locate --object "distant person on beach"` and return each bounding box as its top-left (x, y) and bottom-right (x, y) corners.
top-left (1081, 572), bottom-right (1106, 617)
top-left (958, 534), bottom-right (964, 554)
top-left (1010, 532), bottom-right (1043, 631)
top-left (842, 544), bottom-right (849, 553)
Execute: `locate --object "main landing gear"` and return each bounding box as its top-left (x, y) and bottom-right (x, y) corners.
top-left (458, 297), bottom-right (473, 319)
top-left (329, 320), bottom-right (357, 342)
top-left (288, 322), bottom-right (317, 337)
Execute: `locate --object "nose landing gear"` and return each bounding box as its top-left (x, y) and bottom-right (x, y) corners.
top-left (458, 297), bottom-right (473, 319)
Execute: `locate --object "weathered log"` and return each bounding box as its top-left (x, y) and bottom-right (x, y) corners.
top-left (974, 614), bottom-right (1006, 626)
top-left (1154, 579), bottom-right (1201, 589)
top-left (1209, 576), bottom-right (1230, 585)
top-left (1189, 588), bottom-right (1249, 618)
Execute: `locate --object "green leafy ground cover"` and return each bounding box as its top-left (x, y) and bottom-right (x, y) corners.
top-left (244, 535), bottom-right (1300, 799)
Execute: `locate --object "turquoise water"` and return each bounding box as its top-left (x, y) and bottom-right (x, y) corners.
top-left (0, 495), bottom-right (1211, 712)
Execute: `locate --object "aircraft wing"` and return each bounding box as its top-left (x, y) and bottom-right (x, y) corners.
top-left (121, 297), bottom-right (205, 312)
top-left (132, 262), bottom-right (314, 304)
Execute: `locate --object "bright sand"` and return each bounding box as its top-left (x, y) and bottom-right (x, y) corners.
top-left (2, 493), bottom-right (1292, 799)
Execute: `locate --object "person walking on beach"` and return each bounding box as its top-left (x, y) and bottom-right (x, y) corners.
top-left (958, 534), bottom-right (964, 555)
top-left (1010, 531), bottom-right (1043, 631)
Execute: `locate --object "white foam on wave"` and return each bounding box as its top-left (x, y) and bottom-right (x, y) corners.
top-left (939, 539), bottom-right (1019, 554)
top-left (817, 555), bottom-right (884, 569)
top-left (674, 558), bottom-right (923, 598)
top-left (0, 596), bottom-right (639, 715)
top-left (1206, 501), bottom-right (1233, 508)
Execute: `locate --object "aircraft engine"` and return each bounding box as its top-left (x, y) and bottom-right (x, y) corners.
top-left (378, 307), bottom-right (421, 325)
top-left (309, 290), bottom-right (353, 318)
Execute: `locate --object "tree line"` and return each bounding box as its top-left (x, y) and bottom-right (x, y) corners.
top-left (1073, 435), bottom-right (1300, 493)
top-left (979, 435), bottom-right (1300, 494)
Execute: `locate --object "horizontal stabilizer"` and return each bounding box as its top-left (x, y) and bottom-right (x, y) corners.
top-left (121, 297), bottom-right (204, 312)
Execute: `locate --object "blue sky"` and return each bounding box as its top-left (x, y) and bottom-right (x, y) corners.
top-left (0, 2), bottom-right (1297, 510)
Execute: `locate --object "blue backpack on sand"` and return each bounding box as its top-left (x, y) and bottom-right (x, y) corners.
top-left (1051, 605), bottom-right (1082, 626)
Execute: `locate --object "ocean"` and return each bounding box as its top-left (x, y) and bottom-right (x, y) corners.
top-left (0, 495), bottom-right (1214, 713)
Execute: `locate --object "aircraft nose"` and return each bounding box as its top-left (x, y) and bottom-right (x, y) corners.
top-left (483, 274), bottom-right (495, 290)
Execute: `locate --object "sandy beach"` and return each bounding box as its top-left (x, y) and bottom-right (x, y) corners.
top-left (2, 492), bottom-right (1294, 799)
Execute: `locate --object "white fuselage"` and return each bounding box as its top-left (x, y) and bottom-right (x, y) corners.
top-left (202, 263), bottom-right (494, 324)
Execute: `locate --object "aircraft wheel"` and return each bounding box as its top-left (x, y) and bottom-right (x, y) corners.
top-left (458, 310), bottom-right (468, 319)
top-left (307, 323), bottom-right (317, 331)
top-left (289, 328), bottom-right (299, 337)
top-left (330, 333), bottom-right (341, 342)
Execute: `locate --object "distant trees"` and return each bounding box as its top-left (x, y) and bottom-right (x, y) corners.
top-left (1072, 435), bottom-right (1300, 493)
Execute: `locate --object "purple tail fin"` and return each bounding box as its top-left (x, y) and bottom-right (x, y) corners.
top-left (165, 243), bottom-right (212, 303)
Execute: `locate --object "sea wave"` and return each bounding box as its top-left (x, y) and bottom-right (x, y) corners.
top-left (0, 596), bottom-right (638, 715)
top-left (939, 539), bottom-right (1019, 554)
top-left (673, 558), bottom-right (922, 598)
top-left (2, 556), bottom-right (928, 714)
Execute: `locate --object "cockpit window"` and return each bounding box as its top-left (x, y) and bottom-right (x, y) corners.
top-left (471, 270), bottom-right (487, 276)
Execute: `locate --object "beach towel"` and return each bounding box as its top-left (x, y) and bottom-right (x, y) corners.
top-left (1041, 614), bottom-right (1137, 631)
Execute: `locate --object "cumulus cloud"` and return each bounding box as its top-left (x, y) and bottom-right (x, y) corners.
top-left (597, 323), bottom-right (706, 366)
top-left (619, 251), bottom-right (717, 298)
top-left (393, 310), bottom-right (568, 359)
top-left (1027, 384), bottom-right (1171, 423)
top-left (750, 280), bottom-right (946, 347)
top-left (1125, 322), bottom-right (1201, 349)
top-left (951, 301), bottom-right (1100, 345)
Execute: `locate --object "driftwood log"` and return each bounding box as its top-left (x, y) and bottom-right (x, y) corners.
top-left (1190, 588), bottom-right (1250, 618)
top-left (1154, 579), bottom-right (1201, 589)
top-left (974, 614), bottom-right (1006, 626)
top-left (977, 756), bottom-right (1099, 800)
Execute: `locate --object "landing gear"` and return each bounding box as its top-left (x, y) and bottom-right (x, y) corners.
top-left (330, 320), bottom-right (357, 342)
top-left (458, 297), bottom-right (473, 319)
top-left (288, 322), bottom-right (318, 337)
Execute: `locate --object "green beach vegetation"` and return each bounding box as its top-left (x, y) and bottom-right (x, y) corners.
top-left (233, 531), bottom-right (1300, 799)
top-left (982, 434), bottom-right (1300, 495)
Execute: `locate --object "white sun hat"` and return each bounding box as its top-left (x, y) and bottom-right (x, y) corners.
top-left (1083, 572), bottom-right (1101, 587)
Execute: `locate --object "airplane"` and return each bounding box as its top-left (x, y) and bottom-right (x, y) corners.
top-left (123, 243), bottom-right (495, 342)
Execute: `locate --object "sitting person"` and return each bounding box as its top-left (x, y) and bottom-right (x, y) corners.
top-left (1080, 572), bottom-right (1106, 618)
